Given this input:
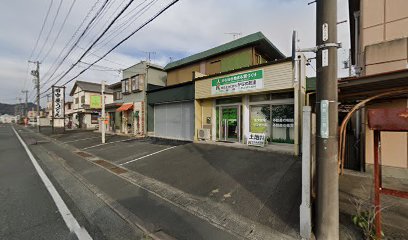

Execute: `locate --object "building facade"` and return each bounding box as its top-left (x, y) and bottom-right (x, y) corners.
top-left (116, 61), bottom-right (166, 136)
top-left (147, 32), bottom-right (287, 141)
top-left (70, 81), bottom-right (113, 129)
top-left (346, 0), bottom-right (408, 173)
top-left (195, 57), bottom-right (306, 154)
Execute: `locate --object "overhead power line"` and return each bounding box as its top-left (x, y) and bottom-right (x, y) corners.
top-left (40, 0), bottom-right (109, 88)
top-left (60, 0), bottom-right (180, 88)
top-left (41, 0), bottom-right (137, 94)
top-left (35, 0), bottom-right (64, 60)
top-left (29, 0), bottom-right (54, 60)
top-left (41, 0), bottom-right (78, 62)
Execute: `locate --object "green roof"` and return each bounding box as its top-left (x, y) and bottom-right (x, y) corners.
top-left (164, 32), bottom-right (285, 71)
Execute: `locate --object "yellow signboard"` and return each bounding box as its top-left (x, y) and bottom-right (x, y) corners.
top-left (90, 95), bottom-right (101, 108)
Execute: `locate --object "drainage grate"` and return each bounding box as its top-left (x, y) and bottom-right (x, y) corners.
top-left (75, 151), bottom-right (94, 158)
top-left (93, 160), bottom-right (127, 174)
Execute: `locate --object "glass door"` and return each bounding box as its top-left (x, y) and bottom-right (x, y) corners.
top-left (218, 106), bottom-right (240, 142)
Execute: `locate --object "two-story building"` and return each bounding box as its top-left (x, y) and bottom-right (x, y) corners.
top-left (70, 81), bottom-right (113, 129)
top-left (116, 61), bottom-right (166, 135)
top-left (147, 32), bottom-right (306, 149)
top-left (341, 0), bottom-right (408, 174)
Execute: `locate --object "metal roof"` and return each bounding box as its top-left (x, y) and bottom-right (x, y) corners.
top-left (70, 81), bottom-right (114, 96)
top-left (164, 32), bottom-right (285, 71)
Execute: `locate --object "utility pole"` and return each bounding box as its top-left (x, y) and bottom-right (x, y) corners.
top-left (16, 97), bottom-right (22, 117)
top-left (29, 60), bottom-right (40, 132)
top-left (22, 90), bottom-right (28, 117)
top-left (101, 81), bottom-right (106, 144)
top-left (315, 0), bottom-right (339, 239)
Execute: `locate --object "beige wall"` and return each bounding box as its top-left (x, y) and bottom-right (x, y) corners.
top-left (360, 0), bottom-right (408, 75)
top-left (167, 64), bottom-right (200, 86)
top-left (195, 61), bottom-right (293, 99)
top-left (365, 99), bottom-right (408, 168)
top-left (166, 47), bottom-right (255, 86)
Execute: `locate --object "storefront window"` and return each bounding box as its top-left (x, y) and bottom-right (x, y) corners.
top-left (249, 94), bottom-right (270, 102)
top-left (271, 105), bottom-right (294, 144)
top-left (250, 105), bottom-right (271, 139)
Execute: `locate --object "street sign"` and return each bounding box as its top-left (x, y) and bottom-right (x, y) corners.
top-left (320, 100), bottom-right (329, 138)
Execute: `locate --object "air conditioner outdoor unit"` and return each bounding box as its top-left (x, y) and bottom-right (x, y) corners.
top-left (198, 128), bottom-right (211, 140)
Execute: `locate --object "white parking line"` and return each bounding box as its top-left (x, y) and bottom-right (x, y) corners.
top-left (12, 126), bottom-right (93, 240)
top-left (119, 146), bottom-right (177, 166)
top-left (63, 136), bottom-right (100, 143)
top-left (81, 139), bottom-right (132, 150)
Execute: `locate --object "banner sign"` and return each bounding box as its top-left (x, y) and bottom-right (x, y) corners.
top-left (247, 132), bottom-right (266, 147)
top-left (52, 86), bottom-right (64, 118)
top-left (211, 69), bottom-right (263, 95)
top-left (90, 95), bottom-right (101, 109)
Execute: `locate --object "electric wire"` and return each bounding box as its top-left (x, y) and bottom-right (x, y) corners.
top-left (35, 0), bottom-right (64, 61)
top-left (41, 0), bottom-right (78, 63)
top-left (29, 0), bottom-right (54, 61)
top-left (40, 0), bottom-right (109, 89)
top-left (60, 0), bottom-right (179, 88)
top-left (40, 0), bottom-right (136, 94)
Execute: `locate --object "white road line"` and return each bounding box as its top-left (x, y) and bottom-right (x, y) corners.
top-left (81, 139), bottom-right (133, 150)
top-left (12, 126), bottom-right (93, 240)
top-left (120, 146), bottom-right (177, 166)
top-left (63, 136), bottom-right (100, 143)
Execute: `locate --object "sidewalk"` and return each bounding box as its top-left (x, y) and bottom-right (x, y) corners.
top-left (339, 170), bottom-right (408, 239)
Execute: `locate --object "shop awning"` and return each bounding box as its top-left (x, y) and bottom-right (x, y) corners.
top-left (116, 103), bottom-right (133, 112)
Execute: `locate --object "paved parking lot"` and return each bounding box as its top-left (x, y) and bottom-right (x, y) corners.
top-left (40, 128), bottom-right (301, 237)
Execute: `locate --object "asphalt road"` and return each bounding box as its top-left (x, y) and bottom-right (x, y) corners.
top-left (0, 124), bottom-right (77, 240)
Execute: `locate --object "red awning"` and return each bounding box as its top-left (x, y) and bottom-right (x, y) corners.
top-left (116, 103), bottom-right (133, 112)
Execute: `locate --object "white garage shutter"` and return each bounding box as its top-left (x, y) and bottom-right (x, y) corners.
top-left (154, 101), bottom-right (194, 141)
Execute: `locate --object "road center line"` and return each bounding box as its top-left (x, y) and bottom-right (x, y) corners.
top-left (81, 138), bottom-right (133, 150)
top-left (63, 136), bottom-right (100, 143)
top-left (120, 146), bottom-right (177, 166)
top-left (12, 126), bottom-right (93, 240)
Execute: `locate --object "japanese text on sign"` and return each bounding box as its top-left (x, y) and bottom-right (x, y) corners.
top-left (247, 132), bottom-right (266, 147)
top-left (211, 70), bottom-right (263, 95)
top-left (53, 86), bottom-right (64, 118)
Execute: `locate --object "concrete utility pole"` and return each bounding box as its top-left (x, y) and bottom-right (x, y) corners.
top-left (29, 60), bottom-right (40, 132)
top-left (315, 0), bottom-right (339, 239)
top-left (22, 90), bottom-right (28, 117)
top-left (101, 81), bottom-right (106, 144)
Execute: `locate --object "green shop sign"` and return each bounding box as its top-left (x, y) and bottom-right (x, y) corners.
top-left (211, 69), bottom-right (264, 95)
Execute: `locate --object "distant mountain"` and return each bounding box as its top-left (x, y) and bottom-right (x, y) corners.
top-left (0, 102), bottom-right (39, 115)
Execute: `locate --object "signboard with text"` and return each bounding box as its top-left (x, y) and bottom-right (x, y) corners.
top-left (247, 132), bottom-right (266, 147)
top-left (52, 86), bottom-right (64, 118)
top-left (90, 95), bottom-right (102, 109)
top-left (211, 70), bottom-right (263, 95)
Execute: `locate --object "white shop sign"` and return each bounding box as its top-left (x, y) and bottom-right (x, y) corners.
top-left (247, 132), bottom-right (266, 147)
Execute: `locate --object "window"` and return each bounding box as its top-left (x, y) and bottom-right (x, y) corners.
top-left (131, 75), bottom-right (139, 92)
top-left (113, 91), bottom-right (122, 100)
top-left (271, 92), bottom-right (294, 100)
top-left (122, 79), bottom-right (129, 94)
top-left (67, 103), bottom-right (71, 109)
top-left (81, 95), bottom-right (85, 103)
top-left (91, 113), bottom-right (98, 124)
top-left (250, 94), bottom-right (270, 102)
top-left (255, 54), bottom-right (261, 64)
top-left (75, 98), bottom-right (79, 104)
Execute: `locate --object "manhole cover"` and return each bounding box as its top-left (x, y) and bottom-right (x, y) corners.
top-left (75, 151), bottom-right (94, 158)
top-left (93, 160), bottom-right (127, 174)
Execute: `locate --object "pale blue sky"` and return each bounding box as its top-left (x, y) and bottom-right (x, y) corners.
top-left (0, 0), bottom-right (351, 105)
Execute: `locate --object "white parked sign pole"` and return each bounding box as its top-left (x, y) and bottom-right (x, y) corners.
top-left (101, 81), bottom-right (106, 144)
